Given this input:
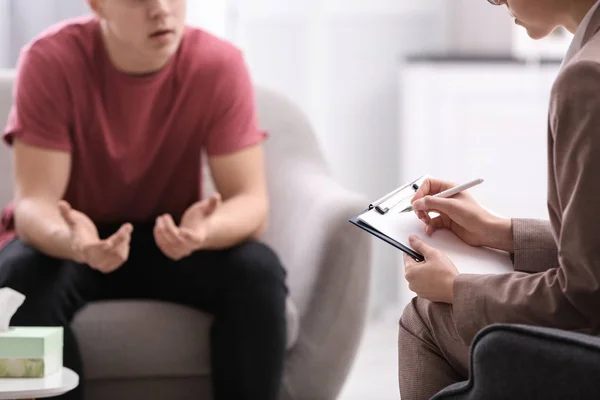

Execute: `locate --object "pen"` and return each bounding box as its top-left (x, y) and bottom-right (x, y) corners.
top-left (399, 178), bottom-right (484, 213)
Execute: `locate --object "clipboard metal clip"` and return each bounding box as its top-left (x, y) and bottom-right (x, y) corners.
top-left (368, 175), bottom-right (427, 215)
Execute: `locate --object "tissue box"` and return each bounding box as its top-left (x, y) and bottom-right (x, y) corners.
top-left (0, 327), bottom-right (63, 378)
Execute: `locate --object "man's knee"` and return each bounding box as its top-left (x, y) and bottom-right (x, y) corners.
top-left (228, 241), bottom-right (287, 289)
top-left (0, 240), bottom-right (68, 325)
top-left (0, 240), bottom-right (51, 294)
top-left (222, 241), bottom-right (288, 324)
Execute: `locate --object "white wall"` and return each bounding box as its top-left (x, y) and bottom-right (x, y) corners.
top-left (9, 0), bottom-right (58, 65)
top-left (53, 0), bottom-right (89, 20)
top-left (6, 0), bottom-right (91, 66)
top-left (186, 0), bottom-right (228, 37)
top-left (0, 0), bottom-right (9, 68)
top-left (444, 0), bottom-right (513, 54)
top-left (233, 0), bottom-right (447, 314)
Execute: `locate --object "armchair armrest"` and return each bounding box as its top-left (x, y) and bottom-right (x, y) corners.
top-left (432, 324), bottom-right (600, 399)
top-left (253, 85), bottom-right (373, 399)
top-left (262, 166), bottom-right (373, 400)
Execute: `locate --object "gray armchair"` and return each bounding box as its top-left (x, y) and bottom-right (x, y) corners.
top-left (432, 323), bottom-right (600, 400)
top-left (0, 69), bottom-right (373, 400)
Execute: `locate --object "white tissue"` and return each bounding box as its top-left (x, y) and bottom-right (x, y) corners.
top-left (0, 288), bottom-right (25, 332)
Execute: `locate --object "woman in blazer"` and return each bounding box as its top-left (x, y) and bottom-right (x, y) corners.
top-left (398, 0), bottom-right (600, 398)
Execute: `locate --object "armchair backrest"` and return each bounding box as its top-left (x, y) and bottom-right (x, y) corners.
top-left (256, 86), bottom-right (330, 175)
top-left (250, 85), bottom-right (335, 252)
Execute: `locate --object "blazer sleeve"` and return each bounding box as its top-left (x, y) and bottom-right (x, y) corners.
top-left (451, 61), bottom-right (600, 345)
top-left (511, 219), bottom-right (559, 273)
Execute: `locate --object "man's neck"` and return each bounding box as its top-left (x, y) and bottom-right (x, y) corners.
top-left (564, 0), bottom-right (598, 34)
top-left (100, 21), bottom-right (170, 75)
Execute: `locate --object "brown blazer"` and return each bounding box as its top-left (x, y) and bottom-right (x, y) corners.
top-left (452, 9), bottom-right (600, 345)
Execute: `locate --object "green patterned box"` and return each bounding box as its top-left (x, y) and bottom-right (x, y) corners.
top-left (0, 327), bottom-right (63, 378)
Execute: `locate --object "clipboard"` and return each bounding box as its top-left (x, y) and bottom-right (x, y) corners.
top-left (349, 175), bottom-right (514, 274)
top-left (349, 175), bottom-right (429, 262)
top-left (349, 213), bottom-right (425, 261)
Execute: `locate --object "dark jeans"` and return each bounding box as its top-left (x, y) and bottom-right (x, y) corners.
top-left (0, 223), bottom-right (288, 400)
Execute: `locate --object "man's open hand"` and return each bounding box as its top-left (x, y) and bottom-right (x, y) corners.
top-left (153, 193), bottom-right (221, 260)
top-left (59, 201), bottom-right (133, 273)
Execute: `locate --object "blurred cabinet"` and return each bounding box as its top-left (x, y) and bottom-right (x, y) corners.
top-left (396, 57), bottom-right (561, 309)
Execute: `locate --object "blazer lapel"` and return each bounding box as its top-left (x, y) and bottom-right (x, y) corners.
top-left (581, 4), bottom-right (600, 47)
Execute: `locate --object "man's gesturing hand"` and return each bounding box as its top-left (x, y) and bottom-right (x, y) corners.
top-left (153, 194), bottom-right (222, 260)
top-left (59, 201), bottom-right (133, 273)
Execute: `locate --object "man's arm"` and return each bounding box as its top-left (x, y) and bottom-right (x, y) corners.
top-left (5, 43), bottom-right (77, 260)
top-left (199, 48), bottom-right (269, 249)
top-left (12, 139), bottom-right (76, 260)
top-left (510, 218), bottom-right (560, 273)
top-left (201, 144), bottom-right (268, 250)
top-left (450, 61), bottom-right (600, 345)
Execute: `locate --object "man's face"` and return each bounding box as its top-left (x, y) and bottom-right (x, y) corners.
top-left (91, 0), bottom-right (186, 58)
top-left (502, 0), bottom-right (563, 39)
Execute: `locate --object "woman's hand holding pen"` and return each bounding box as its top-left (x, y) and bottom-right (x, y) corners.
top-left (403, 177), bottom-right (513, 304)
top-left (410, 177), bottom-right (514, 253)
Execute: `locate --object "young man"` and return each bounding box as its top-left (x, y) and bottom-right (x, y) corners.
top-left (0, 1), bottom-right (288, 399)
top-left (398, 0), bottom-right (600, 398)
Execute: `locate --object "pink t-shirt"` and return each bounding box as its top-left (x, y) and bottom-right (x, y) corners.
top-left (0, 17), bottom-right (266, 250)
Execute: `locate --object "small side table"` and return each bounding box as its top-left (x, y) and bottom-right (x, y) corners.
top-left (0, 367), bottom-right (79, 399)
